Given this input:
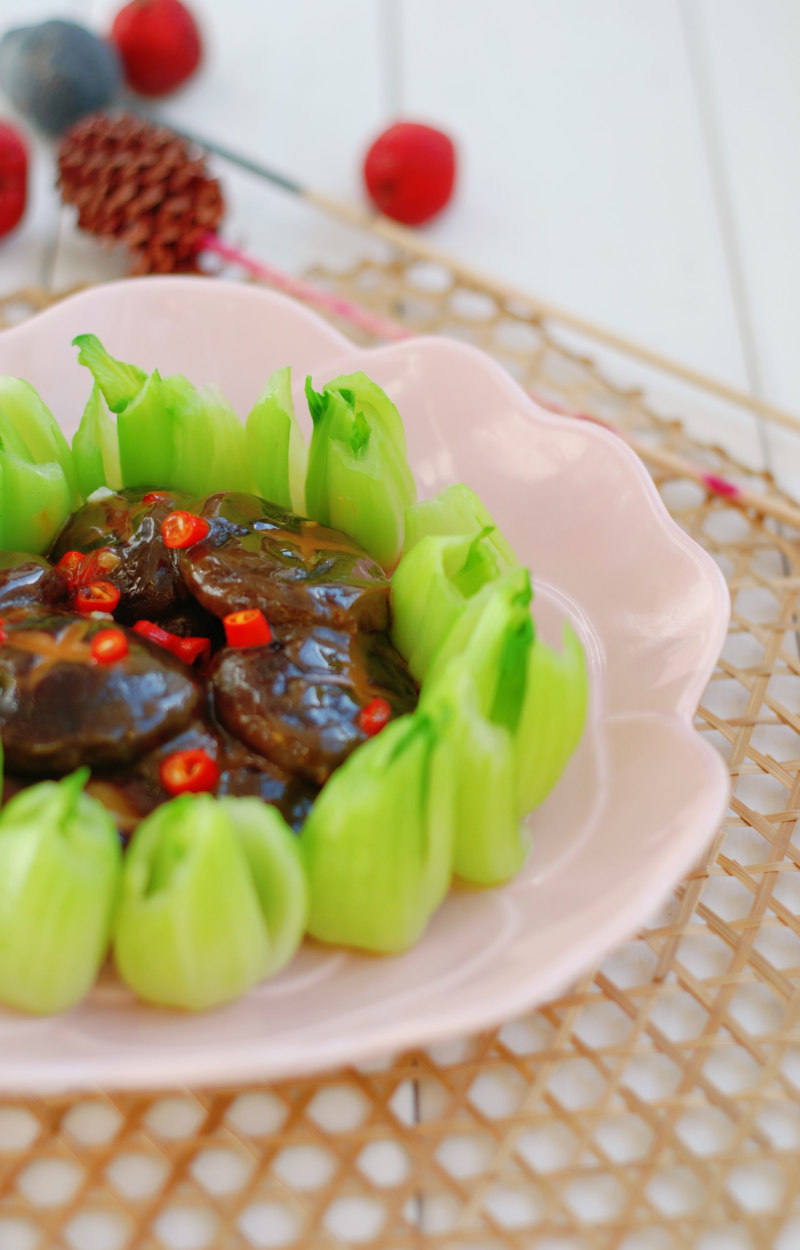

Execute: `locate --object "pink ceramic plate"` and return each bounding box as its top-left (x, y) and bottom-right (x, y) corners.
top-left (0, 278), bottom-right (730, 1093)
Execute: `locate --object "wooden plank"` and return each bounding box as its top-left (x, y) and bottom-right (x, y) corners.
top-left (689, 0), bottom-right (800, 416)
top-left (397, 0), bottom-right (750, 393)
top-left (53, 0), bottom-right (388, 285)
top-left (0, 0), bottom-right (94, 294)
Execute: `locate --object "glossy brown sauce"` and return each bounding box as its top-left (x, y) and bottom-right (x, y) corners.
top-left (0, 490), bottom-right (417, 837)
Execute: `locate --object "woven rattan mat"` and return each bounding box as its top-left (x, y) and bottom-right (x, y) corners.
top-left (1, 269), bottom-right (799, 1250)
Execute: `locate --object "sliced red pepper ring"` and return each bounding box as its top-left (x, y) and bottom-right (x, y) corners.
top-left (223, 608), bottom-right (273, 649)
top-left (172, 635), bottom-right (212, 666)
top-left (358, 696), bottom-right (392, 737)
top-left (90, 628), bottom-right (129, 664)
top-left (142, 490), bottom-right (174, 504)
top-left (58, 547), bottom-right (120, 591)
top-left (74, 580), bottom-right (121, 615)
top-left (132, 619), bottom-right (211, 666)
top-left (55, 550), bottom-right (84, 586)
top-left (159, 748), bottom-right (220, 796)
top-left (132, 619), bottom-right (172, 648)
top-left (0, 618), bottom-right (6, 646)
top-left (78, 546), bottom-right (120, 583)
top-left (161, 511), bottom-right (210, 550)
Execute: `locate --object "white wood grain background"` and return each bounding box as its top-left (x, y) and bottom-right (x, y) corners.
top-left (1, 0), bottom-right (798, 420)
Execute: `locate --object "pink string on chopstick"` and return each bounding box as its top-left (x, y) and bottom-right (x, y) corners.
top-left (700, 472), bottom-right (742, 500)
top-left (202, 232), bottom-right (747, 507)
top-left (530, 396), bottom-right (745, 501)
top-left (200, 234), bottom-right (412, 344)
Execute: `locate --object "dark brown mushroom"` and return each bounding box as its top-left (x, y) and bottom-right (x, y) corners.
top-left (209, 624), bottom-right (418, 786)
top-left (48, 487), bottom-right (193, 624)
top-left (0, 553), bottom-right (70, 615)
top-left (0, 615), bottom-right (203, 774)
top-left (177, 492), bottom-right (391, 633)
top-left (215, 767), bottom-right (318, 832)
top-left (94, 716), bottom-right (319, 836)
top-left (3, 489), bottom-right (418, 832)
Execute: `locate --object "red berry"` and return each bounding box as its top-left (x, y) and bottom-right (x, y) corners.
top-left (363, 122), bottom-right (456, 226)
top-left (110, 0), bottom-right (202, 97)
top-left (0, 123), bottom-right (27, 240)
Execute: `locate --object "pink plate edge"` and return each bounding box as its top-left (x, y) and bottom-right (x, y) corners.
top-left (0, 277), bottom-right (732, 1092)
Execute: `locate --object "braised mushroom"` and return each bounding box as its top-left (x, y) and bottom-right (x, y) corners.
top-left (0, 552), bottom-right (70, 615)
top-left (177, 492), bottom-right (391, 633)
top-left (49, 487), bottom-right (193, 623)
top-left (0, 615), bottom-right (203, 774)
top-left (210, 623), bottom-right (418, 785)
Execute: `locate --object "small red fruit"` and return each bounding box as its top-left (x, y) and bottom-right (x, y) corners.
top-left (0, 123), bottom-right (27, 240)
top-left (110, 0), bottom-right (202, 97)
top-left (363, 122), bottom-right (456, 226)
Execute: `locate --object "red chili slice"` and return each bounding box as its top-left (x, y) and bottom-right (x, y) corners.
top-left (0, 618), bottom-right (6, 645)
top-left (161, 511), bottom-right (210, 549)
top-left (132, 619), bottom-right (172, 648)
top-left (55, 550), bottom-right (84, 586)
top-left (358, 697), bottom-right (392, 737)
top-left (172, 635), bottom-right (212, 666)
top-left (142, 490), bottom-right (173, 504)
top-left (74, 580), bottom-right (121, 615)
top-left (159, 748), bottom-right (220, 796)
top-left (223, 609), bottom-right (273, 649)
top-left (90, 628), bottom-right (129, 664)
top-left (132, 620), bottom-right (211, 666)
top-left (78, 546), bottom-right (120, 584)
top-left (57, 548), bottom-right (120, 594)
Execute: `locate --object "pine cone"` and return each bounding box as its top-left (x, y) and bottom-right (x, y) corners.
top-left (57, 112), bottom-right (225, 275)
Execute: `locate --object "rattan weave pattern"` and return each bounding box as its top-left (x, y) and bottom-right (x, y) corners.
top-left (1, 270), bottom-right (799, 1250)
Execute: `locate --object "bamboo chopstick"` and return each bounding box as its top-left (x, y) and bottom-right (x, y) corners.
top-left (162, 117), bottom-right (800, 440)
top-left (535, 398), bottom-right (800, 529)
top-left (204, 234), bottom-right (800, 532)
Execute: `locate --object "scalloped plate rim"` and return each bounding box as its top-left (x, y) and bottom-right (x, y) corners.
top-left (0, 277), bottom-right (731, 1092)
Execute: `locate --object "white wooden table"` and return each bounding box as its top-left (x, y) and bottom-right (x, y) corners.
top-left (1, 0), bottom-right (798, 419)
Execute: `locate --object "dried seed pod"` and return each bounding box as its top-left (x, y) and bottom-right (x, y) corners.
top-left (56, 111), bottom-right (224, 274)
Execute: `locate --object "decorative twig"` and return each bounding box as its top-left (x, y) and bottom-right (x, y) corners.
top-left (534, 398), bottom-right (800, 529)
top-left (54, 111), bottom-right (800, 530)
top-left (201, 235), bottom-right (411, 344)
top-left (205, 239), bottom-right (800, 531)
top-left (162, 116), bottom-right (800, 439)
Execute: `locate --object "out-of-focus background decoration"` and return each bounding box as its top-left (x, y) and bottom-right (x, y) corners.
top-left (3, 4), bottom-right (800, 1249)
top-left (1, 1), bottom-right (799, 420)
